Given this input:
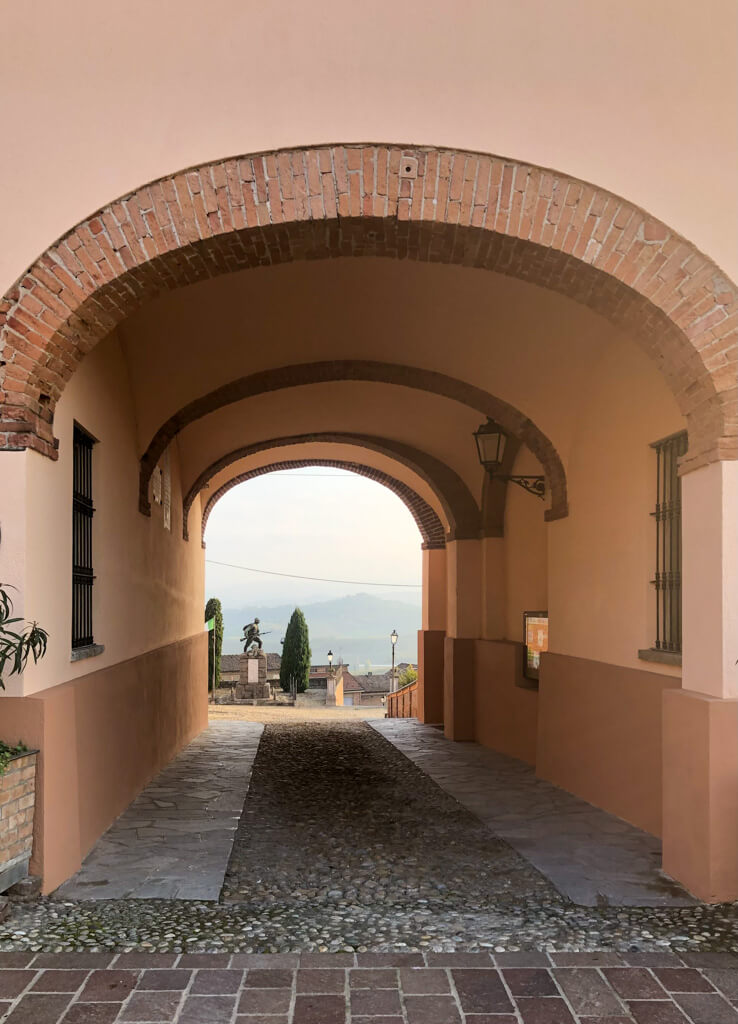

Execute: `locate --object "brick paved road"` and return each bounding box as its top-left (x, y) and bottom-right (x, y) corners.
top-left (0, 950), bottom-right (736, 1022)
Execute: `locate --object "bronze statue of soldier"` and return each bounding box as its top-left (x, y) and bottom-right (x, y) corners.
top-left (241, 617), bottom-right (263, 654)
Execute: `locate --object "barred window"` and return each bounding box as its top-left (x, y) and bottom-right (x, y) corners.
top-left (649, 430), bottom-right (688, 654)
top-left (72, 425), bottom-right (96, 649)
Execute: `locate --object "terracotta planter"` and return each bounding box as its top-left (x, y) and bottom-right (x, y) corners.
top-left (0, 749), bottom-right (37, 892)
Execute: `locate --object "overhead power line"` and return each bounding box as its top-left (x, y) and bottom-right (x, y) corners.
top-left (205, 558), bottom-right (422, 588)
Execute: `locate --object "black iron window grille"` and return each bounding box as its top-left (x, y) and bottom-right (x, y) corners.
top-left (650, 430), bottom-right (688, 654)
top-left (72, 425), bottom-right (96, 649)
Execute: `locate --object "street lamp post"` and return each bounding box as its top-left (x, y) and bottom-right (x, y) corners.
top-left (327, 649), bottom-right (333, 671)
top-left (390, 629), bottom-right (398, 692)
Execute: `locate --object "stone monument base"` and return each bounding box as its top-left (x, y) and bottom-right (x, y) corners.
top-left (236, 650), bottom-right (270, 700)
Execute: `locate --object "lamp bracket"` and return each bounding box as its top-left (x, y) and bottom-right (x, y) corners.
top-left (498, 475), bottom-right (546, 500)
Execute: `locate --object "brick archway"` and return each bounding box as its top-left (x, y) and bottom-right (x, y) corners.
top-left (183, 432), bottom-right (482, 543)
top-left (141, 360), bottom-right (569, 522)
top-left (201, 458), bottom-right (447, 549)
top-left (1, 143), bottom-right (735, 472)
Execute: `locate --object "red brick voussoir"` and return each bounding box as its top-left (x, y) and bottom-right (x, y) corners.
top-left (0, 144), bottom-right (735, 472)
top-left (200, 458), bottom-right (448, 549)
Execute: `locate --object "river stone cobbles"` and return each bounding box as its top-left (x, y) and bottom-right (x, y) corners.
top-left (0, 722), bottom-right (736, 954)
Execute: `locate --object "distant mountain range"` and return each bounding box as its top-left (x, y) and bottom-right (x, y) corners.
top-left (221, 592), bottom-right (421, 670)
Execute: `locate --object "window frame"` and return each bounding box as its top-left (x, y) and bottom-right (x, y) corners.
top-left (71, 423), bottom-right (97, 651)
top-left (644, 429), bottom-right (688, 660)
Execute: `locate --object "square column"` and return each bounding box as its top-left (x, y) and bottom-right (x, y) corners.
top-left (444, 540), bottom-right (481, 741)
top-left (662, 460), bottom-right (738, 902)
top-left (663, 689), bottom-right (737, 902)
top-left (681, 461), bottom-right (737, 699)
top-left (417, 629), bottom-right (445, 725)
top-left (418, 547), bottom-right (446, 726)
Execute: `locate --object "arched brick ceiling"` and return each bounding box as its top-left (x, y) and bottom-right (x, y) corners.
top-left (143, 362), bottom-right (568, 522)
top-left (182, 432), bottom-right (482, 543)
top-left (201, 459), bottom-right (446, 549)
top-left (1, 144), bottom-right (734, 473)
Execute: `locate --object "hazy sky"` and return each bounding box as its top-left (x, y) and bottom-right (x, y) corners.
top-left (204, 468), bottom-right (423, 610)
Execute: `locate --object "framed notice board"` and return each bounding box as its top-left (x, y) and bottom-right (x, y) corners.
top-left (523, 610), bottom-right (548, 681)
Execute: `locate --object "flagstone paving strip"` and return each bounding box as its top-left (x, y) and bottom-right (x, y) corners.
top-left (54, 722), bottom-right (264, 901)
top-left (370, 719), bottom-right (694, 908)
top-left (0, 955), bottom-right (736, 1022)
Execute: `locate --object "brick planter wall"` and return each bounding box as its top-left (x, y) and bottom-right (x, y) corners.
top-left (0, 750), bottom-right (37, 892)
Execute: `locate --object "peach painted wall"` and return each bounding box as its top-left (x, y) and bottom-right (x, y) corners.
top-left (547, 341), bottom-right (685, 675)
top-left (0, 633), bottom-right (207, 893)
top-left (504, 448), bottom-right (548, 644)
top-left (537, 653), bottom-right (681, 837)
top-left (1, 1), bottom-right (735, 294)
top-left (19, 332), bottom-right (205, 695)
top-left (0, 453), bottom-right (28, 697)
top-left (473, 640), bottom-right (538, 765)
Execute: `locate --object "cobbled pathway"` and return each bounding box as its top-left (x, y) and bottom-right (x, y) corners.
top-left (1, 722), bottom-right (737, 956)
top-left (0, 721), bottom-right (737, 1021)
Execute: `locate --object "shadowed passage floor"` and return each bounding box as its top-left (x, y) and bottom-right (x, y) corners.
top-left (7, 718), bottom-right (734, 956)
top-left (56, 721), bottom-right (263, 900)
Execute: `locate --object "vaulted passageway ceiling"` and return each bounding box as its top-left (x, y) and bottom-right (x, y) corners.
top-left (140, 369), bottom-right (569, 522)
top-left (117, 259), bottom-right (620, 450)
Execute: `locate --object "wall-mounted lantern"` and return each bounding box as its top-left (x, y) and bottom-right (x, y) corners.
top-left (473, 418), bottom-right (545, 500)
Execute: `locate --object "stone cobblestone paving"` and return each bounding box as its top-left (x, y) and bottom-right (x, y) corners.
top-left (0, 722), bottom-right (737, 956)
top-left (0, 951), bottom-right (737, 1023)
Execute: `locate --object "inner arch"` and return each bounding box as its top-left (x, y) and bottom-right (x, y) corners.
top-left (183, 432), bottom-right (481, 543)
top-left (201, 458), bottom-right (447, 549)
top-left (141, 360), bottom-right (569, 522)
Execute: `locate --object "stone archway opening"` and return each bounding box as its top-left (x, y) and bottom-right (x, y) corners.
top-left (0, 144), bottom-right (734, 477)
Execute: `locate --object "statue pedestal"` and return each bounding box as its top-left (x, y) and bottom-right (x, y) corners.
top-left (235, 650), bottom-right (270, 700)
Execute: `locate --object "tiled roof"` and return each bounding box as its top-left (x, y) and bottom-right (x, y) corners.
top-left (353, 674), bottom-right (391, 694)
top-left (266, 652), bottom-right (282, 671)
top-left (341, 670), bottom-right (363, 692)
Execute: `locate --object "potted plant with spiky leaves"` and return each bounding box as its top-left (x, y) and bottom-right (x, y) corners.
top-left (0, 584), bottom-right (48, 892)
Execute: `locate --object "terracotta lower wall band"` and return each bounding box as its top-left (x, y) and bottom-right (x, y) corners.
top-left (536, 652), bottom-right (680, 837)
top-left (0, 632), bottom-right (208, 892)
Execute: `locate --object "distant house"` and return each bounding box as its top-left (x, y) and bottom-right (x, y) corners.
top-left (308, 664), bottom-right (332, 689)
top-left (220, 654), bottom-right (241, 684)
top-left (334, 667), bottom-right (390, 707)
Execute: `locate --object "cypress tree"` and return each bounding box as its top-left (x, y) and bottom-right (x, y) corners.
top-left (204, 597), bottom-right (224, 691)
top-left (280, 608), bottom-right (311, 693)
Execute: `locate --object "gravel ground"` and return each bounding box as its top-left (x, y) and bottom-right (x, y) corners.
top-left (209, 704), bottom-right (385, 724)
top-left (1, 722), bottom-right (736, 954)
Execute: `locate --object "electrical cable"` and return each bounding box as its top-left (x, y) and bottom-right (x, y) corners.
top-left (205, 558), bottom-right (421, 588)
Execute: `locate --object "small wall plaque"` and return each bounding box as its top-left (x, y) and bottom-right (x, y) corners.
top-left (523, 610), bottom-right (548, 681)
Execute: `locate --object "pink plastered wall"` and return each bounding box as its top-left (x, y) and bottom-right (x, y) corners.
top-left (1, 0), bottom-right (735, 294)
